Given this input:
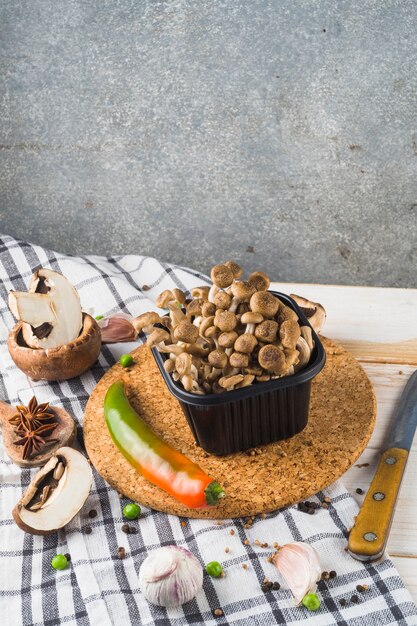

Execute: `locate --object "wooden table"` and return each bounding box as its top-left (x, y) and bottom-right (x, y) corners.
top-left (271, 282), bottom-right (417, 603)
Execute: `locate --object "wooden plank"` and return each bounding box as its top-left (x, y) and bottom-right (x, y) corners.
top-left (270, 282), bottom-right (417, 345)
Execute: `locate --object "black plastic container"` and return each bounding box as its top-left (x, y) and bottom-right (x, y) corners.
top-left (152, 292), bottom-right (326, 456)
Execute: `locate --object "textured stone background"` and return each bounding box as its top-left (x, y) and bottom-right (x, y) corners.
top-left (0, 1), bottom-right (416, 286)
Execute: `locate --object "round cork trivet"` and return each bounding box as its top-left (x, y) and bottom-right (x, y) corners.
top-left (84, 337), bottom-right (376, 519)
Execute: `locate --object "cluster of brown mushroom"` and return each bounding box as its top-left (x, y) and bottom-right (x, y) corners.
top-left (136, 262), bottom-right (325, 395)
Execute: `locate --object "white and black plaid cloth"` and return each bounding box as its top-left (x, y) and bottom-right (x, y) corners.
top-left (0, 233), bottom-right (416, 626)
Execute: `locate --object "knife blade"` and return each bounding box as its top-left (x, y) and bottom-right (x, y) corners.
top-left (348, 369), bottom-right (417, 562)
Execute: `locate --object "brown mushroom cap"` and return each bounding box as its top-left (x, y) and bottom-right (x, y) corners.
top-left (248, 271), bottom-right (270, 292)
top-left (202, 302), bottom-right (216, 317)
top-left (279, 319), bottom-right (301, 349)
top-left (230, 281), bottom-right (256, 301)
top-left (191, 286), bottom-right (210, 300)
top-left (250, 291), bottom-right (280, 318)
top-left (186, 299), bottom-right (204, 318)
top-left (172, 288), bottom-right (186, 305)
top-left (214, 310), bottom-right (237, 332)
top-left (208, 349), bottom-right (228, 369)
top-left (175, 352), bottom-right (192, 376)
top-left (234, 334), bottom-right (257, 354)
top-left (147, 328), bottom-right (171, 347)
top-left (210, 264), bottom-right (234, 288)
top-left (258, 344), bottom-right (286, 374)
top-left (174, 320), bottom-right (199, 344)
top-left (218, 331), bottom-right (238, 348)
top-left (219, 374), bottom-right (245, 389)
top-left (276, 305), bottom-right (299, 325)
top-left (156, 290), bottom-right (175, 309)
top-left (240, 312), bottom-right (264, 325)
top-left (229, 351), bottom-right (249, 368)
top-left (224, 261), bottom-right (243, 279)
top-left (213, 291), bottom-right (233, 309)
top-left (255, 320), bottom-right (278, 343)
top-left (8, 314), bottom-right (101, 382)
top-left (133, 311), bottom-right (162, 333)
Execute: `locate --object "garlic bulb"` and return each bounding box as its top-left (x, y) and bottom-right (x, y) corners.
top-left (139, 546), bottom-right (203, 607)
top-left (272, 541), bottom-right (321, 605)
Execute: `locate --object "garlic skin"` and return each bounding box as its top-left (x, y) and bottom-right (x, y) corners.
top-left (139, 546), bottom-right (203, 607)
top-left (98, 314), bottom-right (138, 343)
top-left (272, 542), bottom-right (321, 605)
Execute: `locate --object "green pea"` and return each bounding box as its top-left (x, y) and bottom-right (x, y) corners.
top-left (119, 354), bottom-right (134, 368)
top-left (95, 315), bottom-right (104, 320)
top-left (123, 503), bottom-right (141, 520)
top-left (51, 554), bottom-right (68, 570)
top-left (302, 593), bottom-right (321, 611)
top-left (205, 561), bottom-right (223, 577)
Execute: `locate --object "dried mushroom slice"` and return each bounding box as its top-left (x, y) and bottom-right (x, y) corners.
top-left (13, 447), bottom-right (92, 535)
top-left (9, 269), bottom-right (83, 350)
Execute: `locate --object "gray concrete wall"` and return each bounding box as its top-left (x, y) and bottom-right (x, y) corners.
top-left (0, 0), bottom-right (416, 286)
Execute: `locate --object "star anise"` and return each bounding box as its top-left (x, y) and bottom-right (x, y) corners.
top-left (9, 396), bottom-right (55, 433)
top-left (14, 422), bottom-right (59, 460)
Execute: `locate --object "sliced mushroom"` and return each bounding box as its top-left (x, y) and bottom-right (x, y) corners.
top-left (290, 294), bottom-right (326, 334)
top-left (9, 269), bottom-right (83, 350)
top-left (13, 447), bottom-right (92, 535)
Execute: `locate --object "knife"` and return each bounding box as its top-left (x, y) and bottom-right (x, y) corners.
top-left (348, 369), bottom-right (417, 562)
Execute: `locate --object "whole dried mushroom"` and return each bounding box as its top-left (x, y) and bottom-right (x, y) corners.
top-left (142, 264), bottom-right (325, 395)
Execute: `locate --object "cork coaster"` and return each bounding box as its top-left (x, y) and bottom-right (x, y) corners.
top-left (84, 337), bottom-right (376, 519)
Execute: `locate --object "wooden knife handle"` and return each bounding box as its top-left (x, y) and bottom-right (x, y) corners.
top-left (348, 447), bottom-right (408, 562)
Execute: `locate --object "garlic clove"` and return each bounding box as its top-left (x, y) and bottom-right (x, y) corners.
top-left (98, 314), bottom-right (138, 343)
top-left (272, 541), bottom-right (321, 605)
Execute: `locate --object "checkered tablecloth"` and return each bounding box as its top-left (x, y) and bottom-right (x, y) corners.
top-left (0, 234), bottom-right (416, 626)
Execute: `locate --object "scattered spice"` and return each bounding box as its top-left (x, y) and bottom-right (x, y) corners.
top-left (117, 547), bottom-right (126, 559)
top-left (213, 608), bottom-right (224, 617)
top-left (142, 285), bottom-right (150, 291)
top-left (64, 553), bottom-right (71, 562)
top-left (355, 463), bottom-right (369, 468)
top-left (324, 497), bottom-right (331, 503)
top-left (261, 583), bottom-right (271, 592)
top-left (14, 421), bottom-right (58, 460)
top-left (129, 526), bottom-right (138, 534)
top-left (181, 521), bottom-right (187, 527)
top-left (321, 502), bottom-right (329, 509)
top-left (88, 509), bottom-right (97, 518)
top-left (121, 523), bottom-right (130, 534)
top-left (243, 539), bottom-right (250, 545)
top-left (321, 571), bottom-right (329, 581)
top-left (242, 563), bottom-right (248, 570)
top-left (224, 547), bottom-right (230, 553)
top-left (298, 501), bottom-right (319, 515)
top-left (339, 598), bottom-right (347, 607)
top-left (229, 529), bottom-right (235, 536)
top-left (399, 370), bottom-right (403, 375)
top-left (356, 584), bottom-right (369, 592)
top-left (351, 595), bottom-right (359, 603)
top-left (83, 525), bottom-right (92, 535)
top-left (356, 488), bottom-right (364, 495)
top-left (329, 570), bottom-right (337, 579)
top-left (272, 582), bottom-right (280, 590)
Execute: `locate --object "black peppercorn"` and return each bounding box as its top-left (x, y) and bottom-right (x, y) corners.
top-left (121, 523), bottom-right (130, 534)
top-left (351, 595), bottom-right (360, 603)
top-left (272, 582), bottom-right (281, 590)
top-left (329, 570), bottom-right (337, 579)
top-left (356, 488), bottom-right (364, 495)
top-left (88, 509), bottom-right (97, 518)
top-left (339, 598), bottom-right (347, 607)
top-left (83, 526), bottom-right (92, 535)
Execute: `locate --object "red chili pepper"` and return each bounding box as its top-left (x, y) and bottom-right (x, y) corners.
top-left (104, 381), bottom-right (225, 508)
